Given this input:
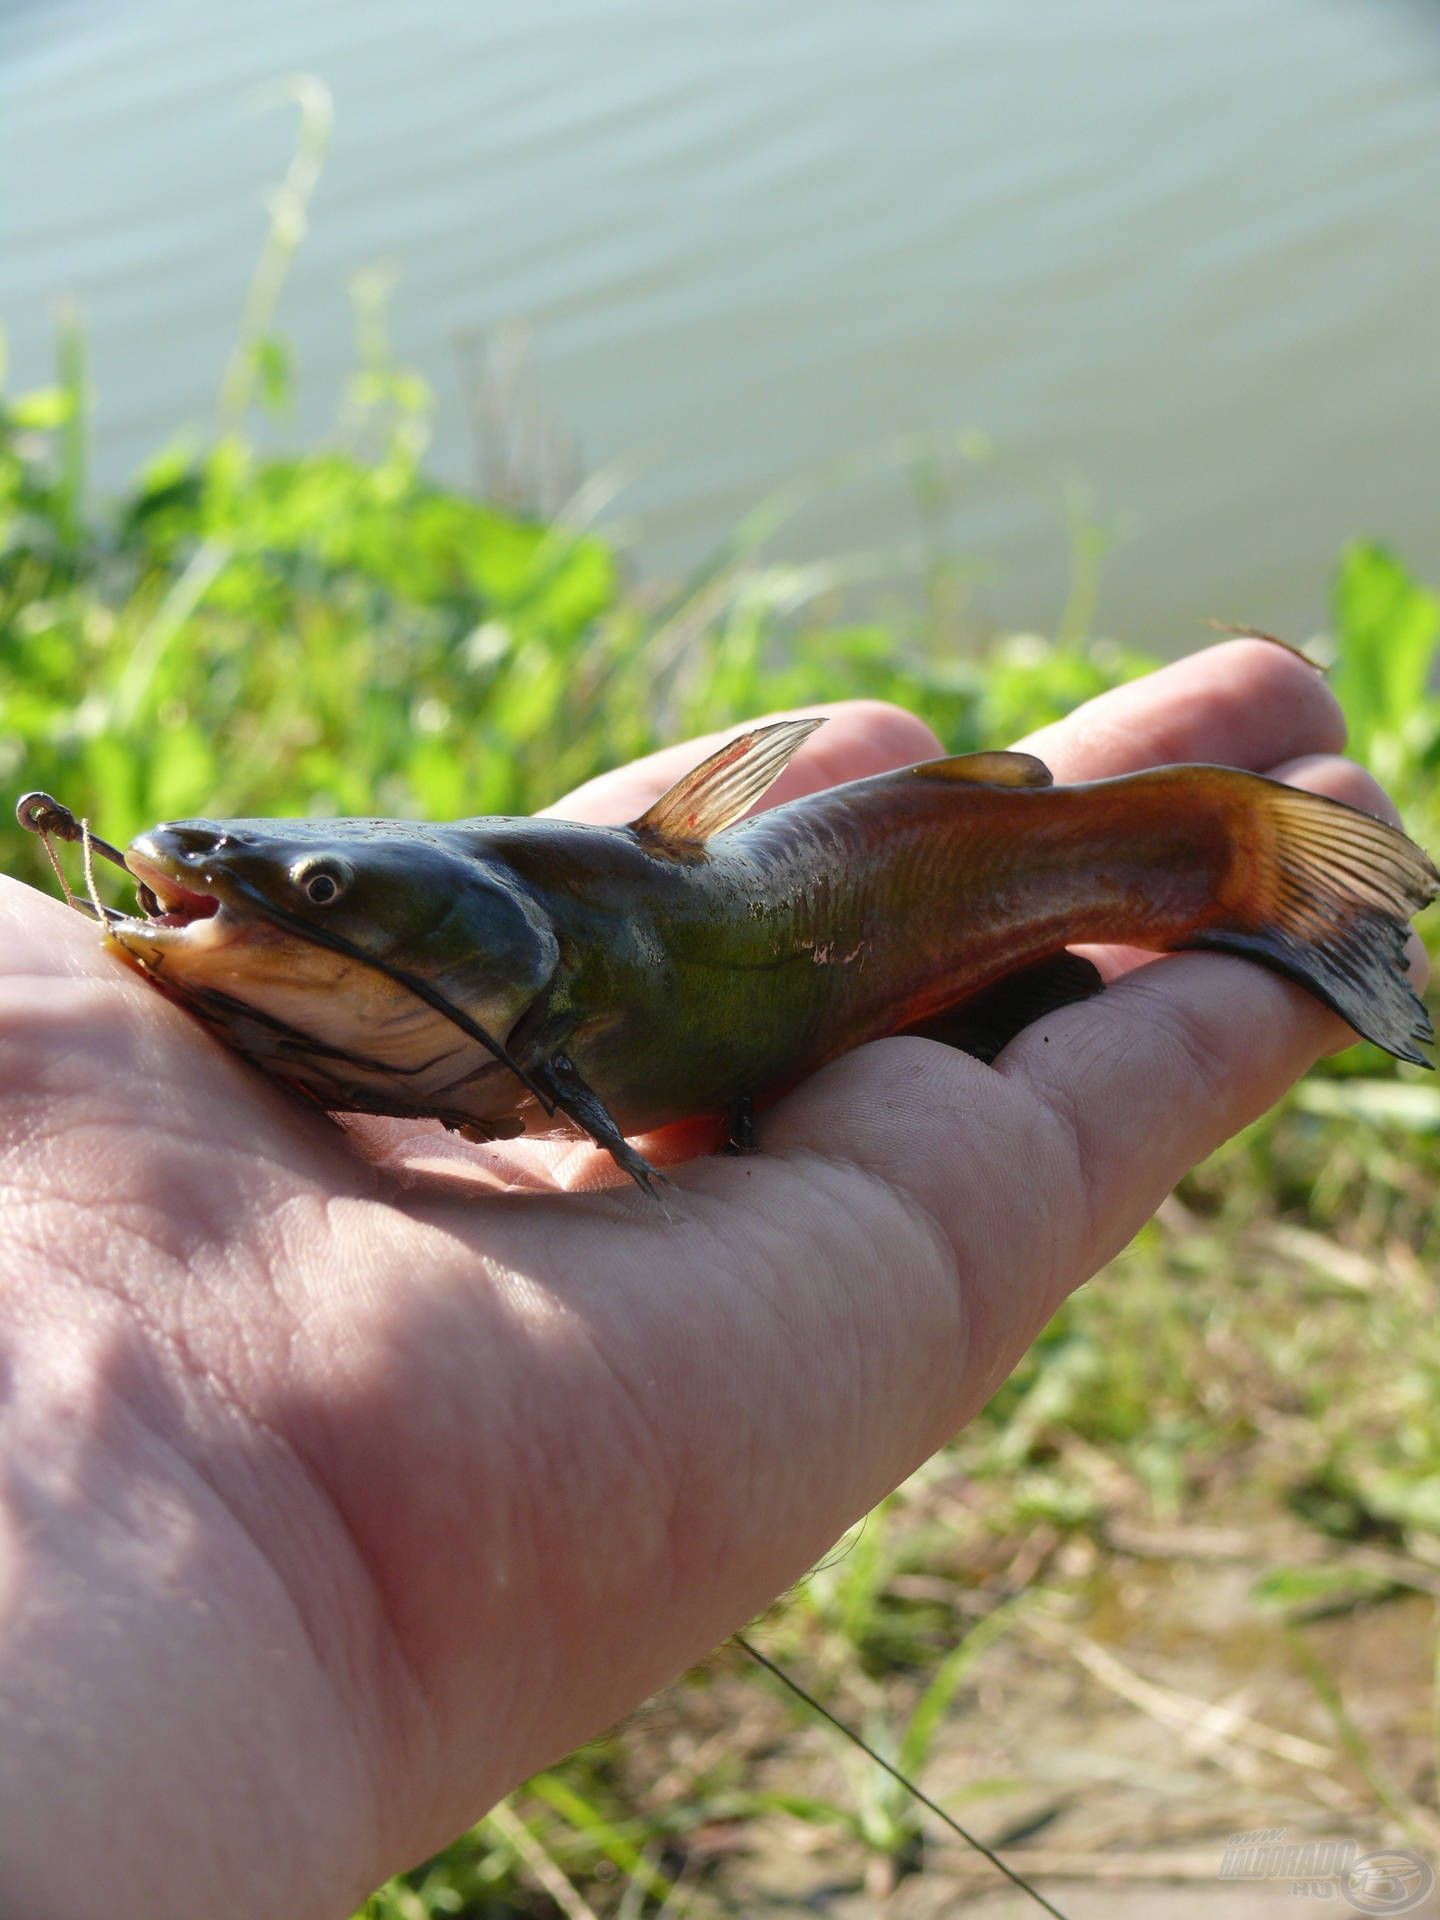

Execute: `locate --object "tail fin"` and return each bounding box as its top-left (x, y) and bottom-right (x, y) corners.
top-left (1189, 775), bottom-right (1438, 1065)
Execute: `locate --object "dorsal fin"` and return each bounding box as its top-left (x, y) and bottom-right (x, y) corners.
top-left (916, 749), bottom-right (1054, 788)
top-left (632, 717), bottom-right (825, 847)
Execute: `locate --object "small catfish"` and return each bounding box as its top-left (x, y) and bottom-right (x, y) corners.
top-left (35, 720), bottom-right (1438, 1193)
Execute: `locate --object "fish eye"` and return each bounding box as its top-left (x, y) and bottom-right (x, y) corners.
top-left (291, 855), bottom-right (352, 907)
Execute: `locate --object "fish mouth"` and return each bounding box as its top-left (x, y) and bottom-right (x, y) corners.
top-left (127, 851), bottom-right (225, 930)
top-left (111, 847), bottom-right (276, 964)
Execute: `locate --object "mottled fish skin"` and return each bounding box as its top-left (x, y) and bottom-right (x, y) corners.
top-left (100, 729), bottom-right (1437, 1187)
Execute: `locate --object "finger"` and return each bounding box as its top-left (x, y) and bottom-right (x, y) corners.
top-left (0, 872), bottom-right (116, 977)
top-left (545, 699), bottom-right (942, 825)
top-left (1018, 637), bottom-right (1345, 780)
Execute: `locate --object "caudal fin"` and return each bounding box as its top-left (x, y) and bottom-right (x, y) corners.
top-left (1189, 776), bottom-right (1438, 1065)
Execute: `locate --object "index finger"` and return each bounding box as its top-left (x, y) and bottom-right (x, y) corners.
top-left (1018, 636), bottom-right (1344, 779)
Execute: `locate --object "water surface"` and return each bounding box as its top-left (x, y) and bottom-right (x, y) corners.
top-left (3, 0), bottom-right (1439, 644)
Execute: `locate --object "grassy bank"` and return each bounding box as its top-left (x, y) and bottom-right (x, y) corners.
top-left (4, 313), bottom-right (1440, 1917)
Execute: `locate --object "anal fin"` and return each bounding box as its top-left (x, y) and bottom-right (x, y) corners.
top-left (902, 950), bottom-right (1104, 1064)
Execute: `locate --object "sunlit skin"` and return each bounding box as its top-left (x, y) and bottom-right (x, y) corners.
top-left (0, 642), bottom-right (1427, 1920)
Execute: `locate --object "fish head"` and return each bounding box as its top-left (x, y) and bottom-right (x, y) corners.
top-left (107, 816), bottom-right (558, 1118)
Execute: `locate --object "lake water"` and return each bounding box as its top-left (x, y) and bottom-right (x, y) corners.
top-left (3, 0), bottom-right (1439, 647)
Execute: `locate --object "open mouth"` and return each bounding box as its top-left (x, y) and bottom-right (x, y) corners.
top-left (126, 852), bottom-right (223, 930)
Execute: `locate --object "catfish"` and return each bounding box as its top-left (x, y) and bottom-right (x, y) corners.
top-left (22, 718), bottom-right (1438, 1192)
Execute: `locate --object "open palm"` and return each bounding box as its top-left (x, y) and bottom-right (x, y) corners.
top-left (0, 639), bottom-right (1404, 1919)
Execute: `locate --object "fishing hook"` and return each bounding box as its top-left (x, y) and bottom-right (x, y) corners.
top-left (14, 791), bottom-right (152, 922)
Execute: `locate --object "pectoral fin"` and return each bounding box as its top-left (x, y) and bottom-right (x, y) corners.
top-left (632, 717), bottom-right (825, 849)
top-left (903, 950), bottom-right (1104, 1063)
top-left (537, 1050), bottom-right (669, 1199)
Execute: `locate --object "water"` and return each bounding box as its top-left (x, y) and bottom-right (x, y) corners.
top-left (3, 0), bottom-right (1439, 646)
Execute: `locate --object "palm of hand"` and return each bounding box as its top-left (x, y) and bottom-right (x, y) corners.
top-left (0, 642), bottom-right (1391, 1919)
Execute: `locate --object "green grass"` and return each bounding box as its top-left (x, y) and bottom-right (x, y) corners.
top-left (0, 314), bottom-right (1160, 897)
top-left (5, 130), bottom-right (1440, 1915)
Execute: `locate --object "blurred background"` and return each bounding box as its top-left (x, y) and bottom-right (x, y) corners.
top-left (4, 0), bottom-right (1439, 644)
top-left (4, 5), bottom-right (1440, 1918)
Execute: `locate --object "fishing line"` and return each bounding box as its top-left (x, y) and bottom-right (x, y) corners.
top-left (80, 818), bottom-right (110, 927)
top-left (37, 818), bottom-right (80, 914)
top-left (734, 1632), bottom-right (1072, 1920)
top-left (16, 792), bottom-right (139, 924)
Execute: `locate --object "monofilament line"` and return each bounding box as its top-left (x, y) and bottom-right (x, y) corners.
top-left (734, 1632), bottom-right (1072, 1920)
top-left (81, 818), bottom-right (108, 925)
top-left (37, 818), bottom-right (80, 913)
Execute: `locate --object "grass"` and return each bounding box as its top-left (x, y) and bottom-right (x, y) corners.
top-left (4, 110), bottom-right (1440, 1916)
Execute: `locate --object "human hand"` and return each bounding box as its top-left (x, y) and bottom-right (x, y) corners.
top-left (0, 640), bottom-right (1401, 1919)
